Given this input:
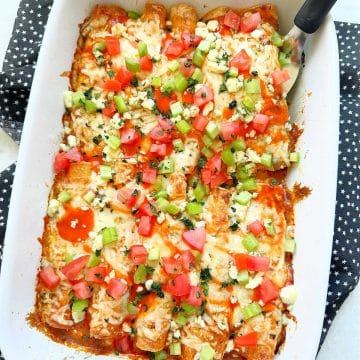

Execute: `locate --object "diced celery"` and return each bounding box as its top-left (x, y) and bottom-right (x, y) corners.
top-left (282, 37), bottom-right (294, 54)
top-left (148, 247), bottom-right (160, 261)
top-left (229, 67), bottom-right (239, 78)
top-left (202, 134), bottom-right (214, 147)
top-left (193, 48), bottom-right (205, 67)
top-left (176, 119), bottom-right (192, 134)
top-left (284, 238), bottom-right (296, 253)
top-left (87, 254), bottom-right (101, 267)
top-left (64, 253), bottom-right (74, 264)
top-left (174, 313), bottom-right (188, 326)
top-left (237, 165), bottom-right (250, 180)
top-left (242, 95), bottom-right (255, 112)
top-left (154, 350), bottom-right (168, 360)
top-left (154, 190), bottom-right (168, 200)
top-left (191, 68), bottom-right (204, 82)
top-left (127, 302), bottom-right (140, 314)
top-left (260, 153), bottom-right (273, 168)
top-left (173, 138), bottom-right (184, 152)
top-left (158, 158), bottom-right (175, 174)
top-left (114, 95), bottom-right (127, 113)
top-left (242, 302), bottom-right (262, 320)
top-left (290, 152), bottom-right (300, 163)
top-left (174, 73), bottom-right (188, 93)
top-left (125, 57), bottom-right (140, 72)
top-left (181, 302), bottom-right (198, 316)
top-left (127, 10), bottom-right (140, 19)
top-left (156, 197), bottom-right (170, 212)
top-left (234, 191), bottom-right (252, 205)
top-left (99, 165), bottom-right (112, 180)
top-left (166, 203), bottom-right (180, 215)
top-left (221, 148), bottom-right (235, 166)
top-left (186, 202), bottom-right (203, 215)
top-left (237, 270), bottom-right (249, 285)
top-left (72, 91), bottom-right (85, 107)
top-left (93, 40), bottom-right (106, 52)
top-left (244, 78), bottom-right (261, 94)
top-left (72, 299), bottom-right (89, 312)
top-left (198, 40), bottom-right (211, 53)
top-left (138, 41), bottom-right (148, 57)
top-left (85, 100), bottom-right (97, 114)
top-left (241, 177), bottom-right (257, 191)
top-left (170, 101), bottom-right (184, 116)
top-left (205, 121), bottom-right (220, 139)
top-left (194, 183), bottom-right (206, 202)
top-left (201, 147), bottom-right (213, 158)
top-left (264, 218), bottom-right (276, 236)
top-left (271, 32), bottom-right (284, 47)
top-left (153, 176), bottom-right (165, 191)
top-left (231, 138), bottom-right (246, 151)
top-left (200, 344), bottom-right (215, 360)
top-left (134, 264), bottom-right (147, 284)
top-left (102, 226), bottom-right (118, 246)
top-left (279, 52), bottom-right (291, 67)
top-left (57, 190), bottom-right (71, 203)
top-left (168, 60), bottom-right (180, 72)
top-left (83, 190), bottom-right (95, 204)
top-left (107, 135), bottom-right (121, 150)
top-left (169, 342), bottom-right (181, 356)
top-left (162, 80), bottom-right (174, 93)
top-left (152, 76), bottom-right (162, 88)
top-left (242, 234), bottom-right (259, 252)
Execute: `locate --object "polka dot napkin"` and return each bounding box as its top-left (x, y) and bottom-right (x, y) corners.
top-left (0, 0), bottom-right (359, 356)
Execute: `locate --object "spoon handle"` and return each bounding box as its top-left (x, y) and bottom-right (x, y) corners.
top-left (294, 0), bottom-right (337, 34)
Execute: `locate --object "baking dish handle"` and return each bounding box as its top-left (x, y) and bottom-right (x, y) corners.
top-left (294, 0), bottom-right (337, 34)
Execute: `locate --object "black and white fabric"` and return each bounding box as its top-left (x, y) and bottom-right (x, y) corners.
top-left (0, 1), bottom-right (359, 357)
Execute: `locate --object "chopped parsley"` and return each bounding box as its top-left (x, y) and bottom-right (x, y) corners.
top-left (229, 100), bottom-right (237, 109)
top-left (200, 267), bottom-right (212, 282)
top-left (219, 83), bottom-right (227, 93)
top-left (229, 222), bottom-right (240, 231)
top-left (107, 69), bottom-right (115, 78)
top-left (92, 134), bottom-right (102, 145)
top-left (197, 156), bottom-right (207, 173)
top-left (136, 171), bottom-right (143, 184)
top-left (84, 87), bottom-right (93, 100)
top-left (180, 217), bottom-right (195, 230)
top-left (221, 279), bottom-right (238, 288)
top-left (150, 281), bottom-right (164, 298)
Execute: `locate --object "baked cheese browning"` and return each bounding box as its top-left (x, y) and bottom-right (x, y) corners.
top-left (31, 2), bottom-right (302, 359)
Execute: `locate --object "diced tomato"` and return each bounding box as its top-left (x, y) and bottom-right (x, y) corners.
top-left (141, 167), bottom-right (157, 184)
top-left (72, 281), bottom-right (92, 299)
top-left (54, 152), bottom-right (70, 174)
top-left (224, 10), bottom-right (241, 31)
top-left (163, 36), bottom-right (184, 59)
top-left (117, 188), bottom-right (139, 208)
top-left (115, 66), bottom-right (134, 87)
top-left (137, 216), bottom-right (154, 236)
top-left (253, 277), bottom-right (279, 304)
top-left (223, 107), bottom-right (234, 120)
top-left (181, 90), bottom-right (194, 104)
top-left (39, 266), bottom-right (60, 291)
top-left (129, 245), bottom-right (148, 264)
top-left (61, 255), bottom-right (89, 280)
top-left (120, 127), bottom-right (140, 144)
top-left (210, 171), bottom-right (228, 188)
top-left (272, 69), bottom-right (290, 86)
top-left (182, 227), bottom-right (206, 252)
top-left (193, 114), bottom-right (208, 131)
top-left (105, 36), bottom-right (120, 55)
top-left (252, 114), bottom-right (270, 133)
top-left (207, 152), bottom-right (222, 173)
top-left (221, 121), bottom-right (241, 141)
top-left (140, 54), bottom-right (153, 72)
top-left (219, 22), bottom-right (232, 37)
top-left (240, 12), bottom-right (262, 33)
top-left (107, 278), bottom-right (127, 299)
top-left (234, 253), bottom-right (270, 272)
top-left (165, 273), bottom-right (191, 297)
top-left (200, 168), bottom-right (212, 185)
top-left (154, 88), bottom-right (177, 114)
top-left (181, 33), bottom-right (202, 49)
top-left (180, 250), bottom-right (196, 272)
top-left (103, 79), bottom-right (122, 92)
top-left (113, 334), bottom-right (132, 354)
top-left (85, 266), bottom-right (107, 284)
top-left (194, 85), bottom-right (214, 108)
top-left (180, 58), bottom-right (195, 78)
top-left (102, 101), bottom-right (116, 117)
top-left (183, 285), bottom-right (203, 307)
top-left (149, 125), bottom-right (171, 143)
top-left (150, 143), bottom-right (166, 157)
top-left (110, 11), bottom-right (129, 26)
top-left (229, 49), bottom-right (252, 72)
top-left (162, 257), bottom-right (182, 274)
top-left (138, 201), bottom-right (156, 217)
top-left (65, 147), bottom-right (83, 162)
top-left (248, 220), bottom-right (265, 236)
top-left (158, 116), bottom-right (175, 131)
top-left (234, 332), bottom-right (259, 347)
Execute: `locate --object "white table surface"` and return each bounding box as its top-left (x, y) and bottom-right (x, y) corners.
top-left (0, 0), bottom-right (359, 359)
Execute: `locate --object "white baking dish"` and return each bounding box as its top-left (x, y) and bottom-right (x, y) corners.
top-left (0, 0), bottom-right (339, 359)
